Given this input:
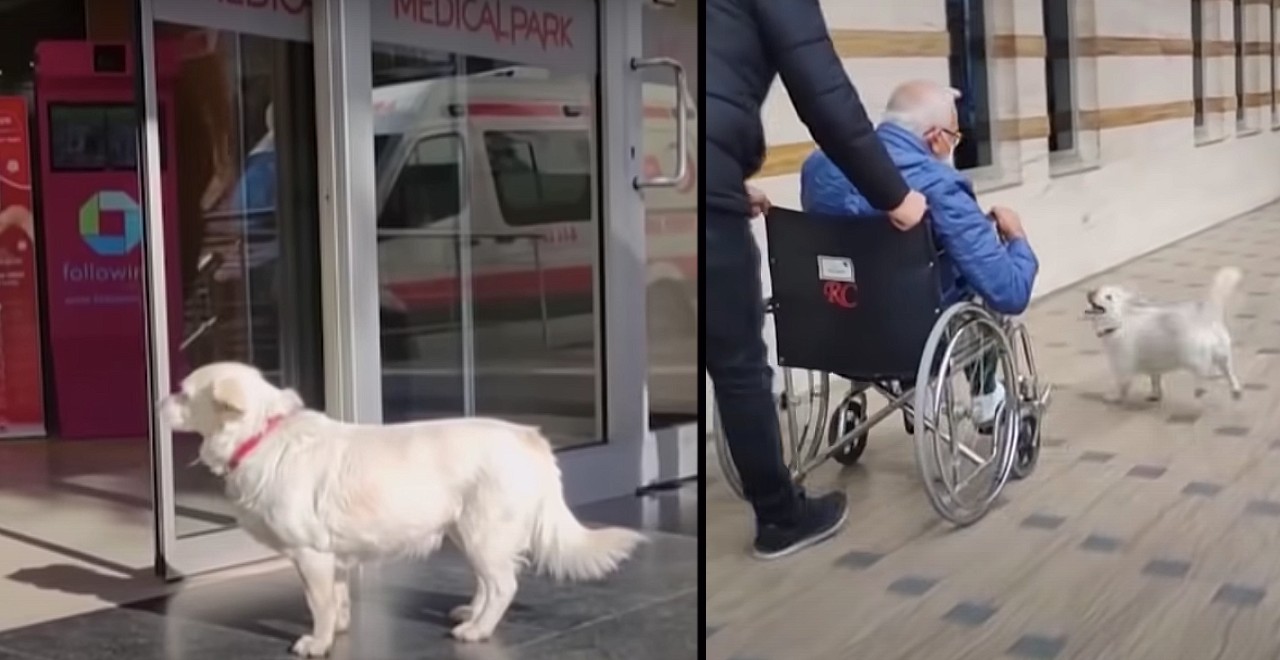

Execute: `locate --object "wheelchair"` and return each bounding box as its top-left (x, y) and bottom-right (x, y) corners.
top-left (713, 208), bottom-right (1052, 526)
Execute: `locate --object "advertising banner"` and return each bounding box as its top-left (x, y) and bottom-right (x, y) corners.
top-left (0, 96), bottom-right (47, 438)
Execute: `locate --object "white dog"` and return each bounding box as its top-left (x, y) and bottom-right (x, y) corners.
top-left (1085, 267), bottom-right (1243, 402)
top-left (162, 362), bottom-right (645, 657)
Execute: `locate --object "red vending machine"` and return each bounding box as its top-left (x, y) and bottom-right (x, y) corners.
top-left (34, 42), bottom-right (185, 440)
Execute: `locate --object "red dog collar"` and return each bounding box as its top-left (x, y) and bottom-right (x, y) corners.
top-left (228, 414), bottom-right (289, 472)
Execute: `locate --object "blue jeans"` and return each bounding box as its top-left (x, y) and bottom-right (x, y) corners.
top-left (706, 211), bottom-right (799, 525)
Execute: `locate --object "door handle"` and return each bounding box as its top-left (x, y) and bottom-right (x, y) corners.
top-left (630, 56), bottom-right (688, 189)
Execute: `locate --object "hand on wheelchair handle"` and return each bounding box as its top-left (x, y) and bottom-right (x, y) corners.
top-left (887, 190), bottom-right (928, 231)
top-left (747, 184), bottom-right (771, 218)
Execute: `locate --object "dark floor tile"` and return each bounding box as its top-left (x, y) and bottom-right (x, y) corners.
top-left (511, 591), bottom-right (697, 660)
top-left (942, 601), bottom-right (997, 627)
top-left (1237, 313), bottom-right (1259, 319)
top-left (1244, 383), bottom-right (1269, 391)
top-left (0, 608), bottom-right (288, 660)
top-left (1257, 348), bottom-right (1280, 355)
top-left (0, 650), bottom-right (41, 660)
top-left (1046, 341), bottom-right (1069, 349)
top-left (1182, 482), bottom-right (1223, 497)
top-left (886, 576), bottom-right (939, 597)
top-left (1080, 535), bottom-right (1122, 553)
top-left (1126, 465), bottom-right (1167, 480)
top-left (1078, 349), bottom-right (1101, 356)
top-left (835, 550), bottom-right (884, 570)
top-left (1007, 634), bottom-right (1067, 659)
top-left (1212, 584), bottom-right (1266, 608)
top-left (1078, 451), bottom-right (1116, 463)
top-left (1244, 500), bottom-right (1280, 517)
top-left (1020, 514), bottom-right (1066, 530)
top-left (1142, 559), bottom-right (1191, 579)
top-left (1215, 426), bottom-right (1250, 437)
top-left (1043, 437), bottom-right (1067, 448)
top-left (1167, 413), bottom-right (1200, 425)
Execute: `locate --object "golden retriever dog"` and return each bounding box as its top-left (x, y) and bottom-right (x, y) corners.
top-left (162, 362), bottom-right (645, 657)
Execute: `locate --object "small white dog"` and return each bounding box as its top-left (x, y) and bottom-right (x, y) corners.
top-left (1085, 267), bottom-right (1243, 402)
top-left (162, 362), bottom-right (645, 657)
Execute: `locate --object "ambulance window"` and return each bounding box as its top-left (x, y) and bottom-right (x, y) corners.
top-left (484, 130), bottom-right (592, 227)
top-left (378, 133), bottom-right (463, 230)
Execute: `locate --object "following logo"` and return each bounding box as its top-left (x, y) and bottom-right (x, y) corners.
top-left (79, 190), bottom-right (142, 257)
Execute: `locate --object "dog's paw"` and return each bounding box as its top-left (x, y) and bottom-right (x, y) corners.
top-left (291, 635), bottom-right (333, 658)
top-left (1232, 390), bottom-right (1243, 401)
top-left (335, 607), bottom-right (351, 634)
top-left (449, 605), bottom-right (474, 623)
top-left (450, 622), bottom-right (493, 643)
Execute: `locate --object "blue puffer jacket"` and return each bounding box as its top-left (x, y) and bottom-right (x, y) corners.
top-left (800, 123), bottom-right (1039, 315)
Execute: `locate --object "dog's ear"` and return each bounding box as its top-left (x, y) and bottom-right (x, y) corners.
top-left (211, 377), bottom-right (249, 416)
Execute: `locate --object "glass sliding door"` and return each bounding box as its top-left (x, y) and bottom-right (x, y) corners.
top-left (321, 0), bottom-right (654, 504)
top-left (366, 8), bottom-right (604, 450)
top-left (140, 0), bottom-right (323, 577)
top-left (640, 1), bottom-right (697, 426)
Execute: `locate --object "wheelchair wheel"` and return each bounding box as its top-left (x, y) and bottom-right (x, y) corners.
top-left (828, 392), bottom-right (869, 466)
top-left (1010, 411), bottom-right (1042, 480)
top-left (912, 303), bottom-right (1019, 526)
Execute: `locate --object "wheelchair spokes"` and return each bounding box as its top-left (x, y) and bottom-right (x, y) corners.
top-left (914, 305), bottom-right (1019, 525)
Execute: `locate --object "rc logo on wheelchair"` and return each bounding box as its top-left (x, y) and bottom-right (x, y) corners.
top-left (823, 281), bottom-right (857, 309)
top-left (817, 254), bottom-right (858, 309)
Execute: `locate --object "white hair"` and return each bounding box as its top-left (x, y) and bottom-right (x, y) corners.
top-left (881, 80), bottom-right (961, 136)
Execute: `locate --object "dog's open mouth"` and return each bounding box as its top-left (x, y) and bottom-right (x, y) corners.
top-left (1084, 303), bottom-right (1106, 315)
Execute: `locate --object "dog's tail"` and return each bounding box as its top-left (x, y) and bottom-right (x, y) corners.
top-left (1206, 266), bottom-right (1243, 319)
top-left (527, 444), bottom-right (646, 581)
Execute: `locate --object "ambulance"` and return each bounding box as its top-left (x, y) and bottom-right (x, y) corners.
top-left (372, 66), bottom-right (697, 372)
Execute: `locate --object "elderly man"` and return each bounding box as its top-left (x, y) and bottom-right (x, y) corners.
top-left (800, 79), bottom-right (1039, 426)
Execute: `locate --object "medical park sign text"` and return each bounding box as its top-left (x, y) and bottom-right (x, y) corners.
top-left (156, 0), bottom-right (596, 75)
top-left (393, 0), bottom-right (577, 50)
top-left (378, 0), bottom-right (594, 73)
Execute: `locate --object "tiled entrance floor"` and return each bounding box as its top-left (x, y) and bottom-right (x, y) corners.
top-left (707, 202), bottom-right (1280, 659)
top-left (0, 486), bottom-right (697, 659)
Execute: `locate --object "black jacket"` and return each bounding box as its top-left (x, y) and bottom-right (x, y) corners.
top-left (705, 0), bottom-right (910, 217)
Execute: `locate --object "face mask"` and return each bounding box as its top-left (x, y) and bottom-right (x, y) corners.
top-left (931, 129), bottom-right (957, 166)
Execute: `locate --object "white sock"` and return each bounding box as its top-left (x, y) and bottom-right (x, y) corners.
top-left (974, 382), bottom-right (1006, 425)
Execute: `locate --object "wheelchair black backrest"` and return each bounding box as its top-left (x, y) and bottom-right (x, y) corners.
top-left (764, 207), bottom-right (943, 381)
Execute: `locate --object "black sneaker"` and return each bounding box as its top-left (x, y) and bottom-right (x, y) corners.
top-left (752, 491), bottom-right (849, 560)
